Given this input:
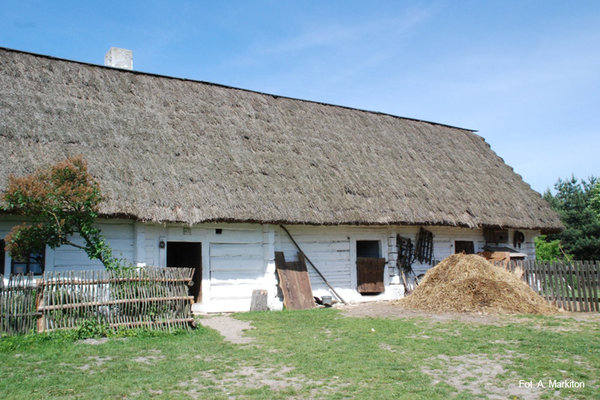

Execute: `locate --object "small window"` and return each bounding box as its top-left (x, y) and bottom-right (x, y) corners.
top-left (11, 248), bottom-right (45, 275)
top-left (484, 228), bottom-right (509, 243)
top-left (357, 240), bottom-right (380, 258)
top-left (455, 241), bottom-right (474, 254)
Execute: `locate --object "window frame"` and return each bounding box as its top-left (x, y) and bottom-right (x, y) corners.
top-left (454, 240), bottom-right (475, 255)
top-left (356, 240), bottom-right (381, 258)
top-left (10, 248), bottom-right (45, 275)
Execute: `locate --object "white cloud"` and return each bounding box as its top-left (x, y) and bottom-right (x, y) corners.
top-left (254, 6), bottom-right (435, 56)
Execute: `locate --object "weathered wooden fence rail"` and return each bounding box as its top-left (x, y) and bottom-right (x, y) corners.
top-left (1, 267), bottom-right (195, 335)
top-left (498, 260), bottom-right (599, 312)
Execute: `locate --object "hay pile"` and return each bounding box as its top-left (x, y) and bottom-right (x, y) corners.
top-left (400, 254), bottom-right (557, 315)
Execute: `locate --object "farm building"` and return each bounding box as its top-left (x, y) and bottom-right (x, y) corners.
top-left (0, 47), bottom-right (562, 312)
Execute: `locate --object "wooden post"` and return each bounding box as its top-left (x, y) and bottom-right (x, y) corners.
top-left (554, 261), bottom-right (566, 311)
top-left (567, 261), bottom-right (575, 312)
top-left (592, 261), bottom-right (599, 312)
top-left (581, 261), bottom-right (591, 312)
top-left (36, 277), bottom-right (45, 333)
top-left (546, 261), bottom-right (555, 308)
top-left (531, 260), bottom-right (540, 294)
top-left (539, 261), bottom-right (548, 301)
top-left (571, 261), bottom-right (583, 311)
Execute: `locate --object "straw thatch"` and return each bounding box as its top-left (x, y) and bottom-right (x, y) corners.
top-left (0, 47), bottom-right (562, 231)
top-left (400, 254), bottom-right (558, 314)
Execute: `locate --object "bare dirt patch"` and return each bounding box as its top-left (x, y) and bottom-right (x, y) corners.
top-left (132, 355), bottom-right (165, 364)
top-left (77, 356), bottom-right (113, 373)
top-left (131, 349), bottom-right (165, 364)
top-left (378, 343), bottom-right (397, 352)
top-left (78, 338), bottom-right (109, 345)
top-left (174, 364), bottom-right (327, 398)
top-left (87, 355), bottom-right (112, 366)
top-left (199, 314), bottom-right (255, 344)
top-left (423, 353), bottom-right (542, 400)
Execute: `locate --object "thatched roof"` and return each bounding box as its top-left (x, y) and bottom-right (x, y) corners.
top-left (0, 47), bottom-right (562, 232)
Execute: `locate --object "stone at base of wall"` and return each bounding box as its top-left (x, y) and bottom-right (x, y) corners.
top-left (250, 289), bottom-right (269, 311)
top-left (386, 284), bottom-right (404, 299)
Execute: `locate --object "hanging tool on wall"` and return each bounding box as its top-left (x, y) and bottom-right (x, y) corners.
top-left (397, 234), bottom-right (414, 272)
top-left (513, 231), bottom-right (525, 248)
top-left (414, 227), bottom-right (434, 265)
top-left (398, 228), bottom-right (434, 292)
top-left (397, 234), bottom-right (415, 290)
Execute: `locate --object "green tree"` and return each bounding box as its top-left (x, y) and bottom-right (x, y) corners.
top-left (590, 180), bottom-right (600, 220)
top-left (539, 176), bottom-right (600, 260)
top-left (2, 156), bottom-right (122, 269)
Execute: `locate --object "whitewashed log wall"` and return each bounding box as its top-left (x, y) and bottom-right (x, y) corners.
top-left (0, 218), bottom-right (539, 312)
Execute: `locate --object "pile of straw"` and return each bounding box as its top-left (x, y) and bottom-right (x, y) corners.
top-left (400, 254), bottom-right (557, 315)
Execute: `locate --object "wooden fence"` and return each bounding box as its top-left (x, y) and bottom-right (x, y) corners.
top-left (0, 274), bottom-right (38, 335)
top-left (0, 267), bottom-right (195, 335)
top-left (497, 260), bottom-right (599, 312)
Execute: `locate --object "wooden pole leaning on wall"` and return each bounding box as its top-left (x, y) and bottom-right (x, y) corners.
top-left (279, 225), bottom-right (347, 305)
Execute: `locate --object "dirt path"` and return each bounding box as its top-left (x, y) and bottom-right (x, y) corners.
top-left (199, 314), bottom-right (255, 344)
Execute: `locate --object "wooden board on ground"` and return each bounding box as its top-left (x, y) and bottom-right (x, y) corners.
top-left (275, 251), bottom-right (315, 310)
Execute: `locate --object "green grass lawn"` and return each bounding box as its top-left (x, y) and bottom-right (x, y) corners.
top-left (1, 308), bottom-right (598, 399)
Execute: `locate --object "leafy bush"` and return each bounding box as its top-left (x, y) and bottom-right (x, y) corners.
top-left (534, 235), bottom-right (570, 261)
top-left (72, 319), bottom-right (110, 339)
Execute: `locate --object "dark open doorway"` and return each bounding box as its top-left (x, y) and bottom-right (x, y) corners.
top-left (167, 242), bottom-right (202, 303)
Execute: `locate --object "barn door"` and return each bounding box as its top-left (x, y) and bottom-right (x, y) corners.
top-left (356, 257), bottom-right (386, 294)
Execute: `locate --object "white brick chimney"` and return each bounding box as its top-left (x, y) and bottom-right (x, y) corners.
top-left (104, 47), bottom-right (133, 70)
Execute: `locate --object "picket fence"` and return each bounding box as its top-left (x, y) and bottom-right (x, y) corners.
top-left (497, 260), bottom-right (599, 312)
top-left (0, 267), bottom-right (195, 335)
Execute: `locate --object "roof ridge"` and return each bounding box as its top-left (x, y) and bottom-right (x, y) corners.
top-left (0, 46), bottom-right (476, 132)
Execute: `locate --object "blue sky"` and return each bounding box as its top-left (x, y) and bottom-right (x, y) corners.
top-left (1, 0), bottom-right (599, 193)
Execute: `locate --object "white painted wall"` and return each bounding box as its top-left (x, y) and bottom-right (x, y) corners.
top-left (0, 218), bottom-right (135, 275)
top-left (0, 217), bottom-right (541, 313)
top-left (405, 226), bottom-right (539, 276)
top-left (207, 227), bottom-right (269, 312)
top-left (141, 223), bottom-right (279, 313)
top-left (51, 220), bottom-right (135, 272)
top-left (274, 225), bottom-right (394, 303)
top-left (409, 226), bottom-right (488, 276)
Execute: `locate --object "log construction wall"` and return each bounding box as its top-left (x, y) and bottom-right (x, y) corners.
top-left (0, 218), bottom-right (540, 312)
